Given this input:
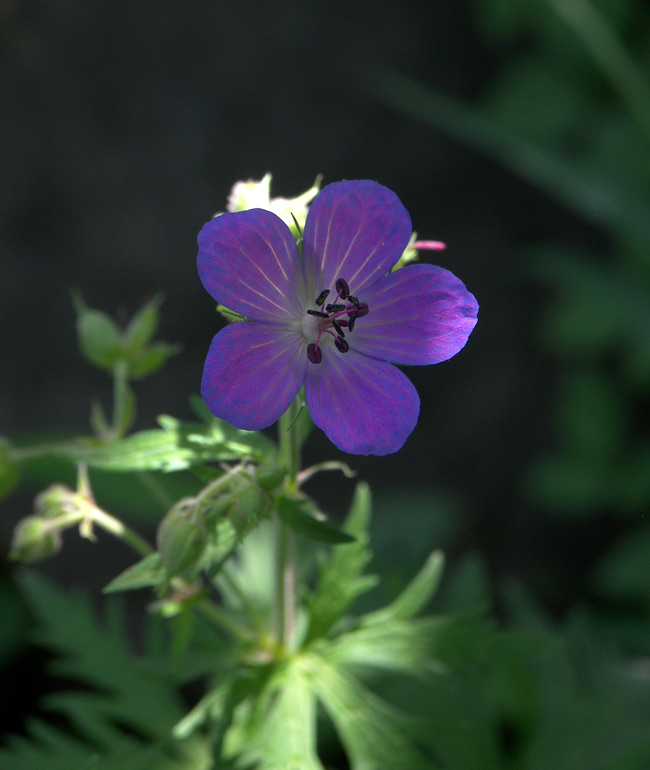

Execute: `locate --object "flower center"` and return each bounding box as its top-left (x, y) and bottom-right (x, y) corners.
top-left (305, 277), bottom-right (369, 364)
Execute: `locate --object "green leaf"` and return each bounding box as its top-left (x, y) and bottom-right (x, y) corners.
top-left (232, 658), bottom-right (324, 770)
top-left (363, 550), bottom-right (445, 625)
top-left (123, 294), bottom-right (163, 352)
top-left (306, 652), bottom-right (437, 769)
top-left (72, 289), bottom-right (124, 371)
top-left (276, 497), bottom-right (355, 545)
top-left (38, 414), bottom-right (276, 472)
top-left (322, 617), bottom-right (448, 678)
top-left (104, 553), bottom-right (166, 593)
top-left (306, 482), bottom-right (377, 641)
top-left (1, 572), bottom-right (191, 768)
top-left (129, 341), bottom-right (183, 380)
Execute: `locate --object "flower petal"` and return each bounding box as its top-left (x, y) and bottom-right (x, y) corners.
top-left (351, 264), bottom-right (479, 365)
top-left (201, 322), bottom-right (307, 430)
top-left (304, 349), bottom-right (420, 455)
top-left (302, 180), bottom-right (412, 301)
top-left (198, 209), bottom-right (304, 323)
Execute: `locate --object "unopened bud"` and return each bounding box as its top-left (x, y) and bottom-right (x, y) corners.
top-left (157, 506), bottom-right (206, 577)
top-left (10, 516), bottom-right (62, 563)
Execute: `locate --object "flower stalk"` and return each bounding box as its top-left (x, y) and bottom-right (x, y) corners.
top-left (274, 398), bottom-right (302, 650)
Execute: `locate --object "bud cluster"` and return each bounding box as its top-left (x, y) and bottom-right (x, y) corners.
top-left (10, 484), bottom-right (92, 563)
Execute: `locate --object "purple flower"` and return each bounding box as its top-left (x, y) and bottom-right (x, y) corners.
top-left (197, 180), bottom-right (478, 455)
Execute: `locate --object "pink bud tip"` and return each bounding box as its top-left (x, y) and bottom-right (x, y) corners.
top-left (412, 240), bottom-right (446, 251)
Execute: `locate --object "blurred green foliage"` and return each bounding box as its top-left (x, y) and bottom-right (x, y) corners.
top-left (372, 0), bottom-right (650, 764)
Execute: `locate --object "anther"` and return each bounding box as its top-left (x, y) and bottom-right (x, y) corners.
top-left (347, 312), bottom-right (357, 332)
top-left (334, 336), bottom-right (349, 353)
top-left (335, 278), bottom-right (350, 299)
top-left (307, 309), bottom-right (329, 318)
top-left (307, 343), bottom-right (323, 364)
top-left (348, 295), bottom-right (360, 307)
top-left (332, 319), bottom-right (345, 337)
top-left (315, 289), bottom-right (330, 306)
top-left (326, 303), bottom-right (346, 313)
top-left (348, 302), bottom-right (368, 318)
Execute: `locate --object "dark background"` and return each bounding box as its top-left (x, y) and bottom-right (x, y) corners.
top-left (1, 1), bottom-right (601, 623)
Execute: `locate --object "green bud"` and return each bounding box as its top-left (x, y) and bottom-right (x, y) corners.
top-left (0, 439), bottom-right (19, 500)
top-left (10, 516), bottom-right (62, 563)
top-left (256, 463), bottom-right (286, 492)
top-left (157, 506), bottom-right (206, 577)
top-left (35, 484), bottom-right (77, 518)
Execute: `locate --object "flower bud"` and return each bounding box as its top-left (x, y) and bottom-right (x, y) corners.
top-left (157, 506), bottom-right (206, 577)
top-left (35, 484), bottom-right (78, 518)
top-left (10, 516), bottom-right (62, 563)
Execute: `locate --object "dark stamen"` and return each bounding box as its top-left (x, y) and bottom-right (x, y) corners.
top-left (347, 312), bottom-right (357, 332)
top-left (335, 278), bottom-right (350, 299)
top-left (315, 289), bottom-right (330, 306)
top-left (326, 303), bottom-right (346, 313)
top-left (334, 336), bottom-right (349, 353)
top-left (337, 319), bottom-right (348, 327)
top-left (347, 295), bottom-right (360, 307)
top-left (307, 309), bottom-right (329, 318)
top-left (332, 319), bottom-right (345, 337)
top-left (307, 343), bottom-right (322, 364)
top-left (350, 302), bottom-right (368, 318)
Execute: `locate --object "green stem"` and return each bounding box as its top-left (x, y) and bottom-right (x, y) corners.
top-left (112, 359), bottom-right (134, 439)
top-left (89, 505), bottom-right (154, 558)
top-left (275, 398), bottom-right (302, 649)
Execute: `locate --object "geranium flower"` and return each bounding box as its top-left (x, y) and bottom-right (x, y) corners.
top-left (197, 180), bottom-right (478, 455)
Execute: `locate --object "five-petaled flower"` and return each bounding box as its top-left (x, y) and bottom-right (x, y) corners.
top-left (197, 180), bottom-right (478, 455)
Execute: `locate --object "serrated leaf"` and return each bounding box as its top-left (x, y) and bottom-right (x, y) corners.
top-left (3, 572), bottom-right (188, 768)
top-left (306, 482), bottom-right (377, 641)
top-left (276, 497), bottom-right (354, 545)
top-left (104, 553), bottom-right (166, 593)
